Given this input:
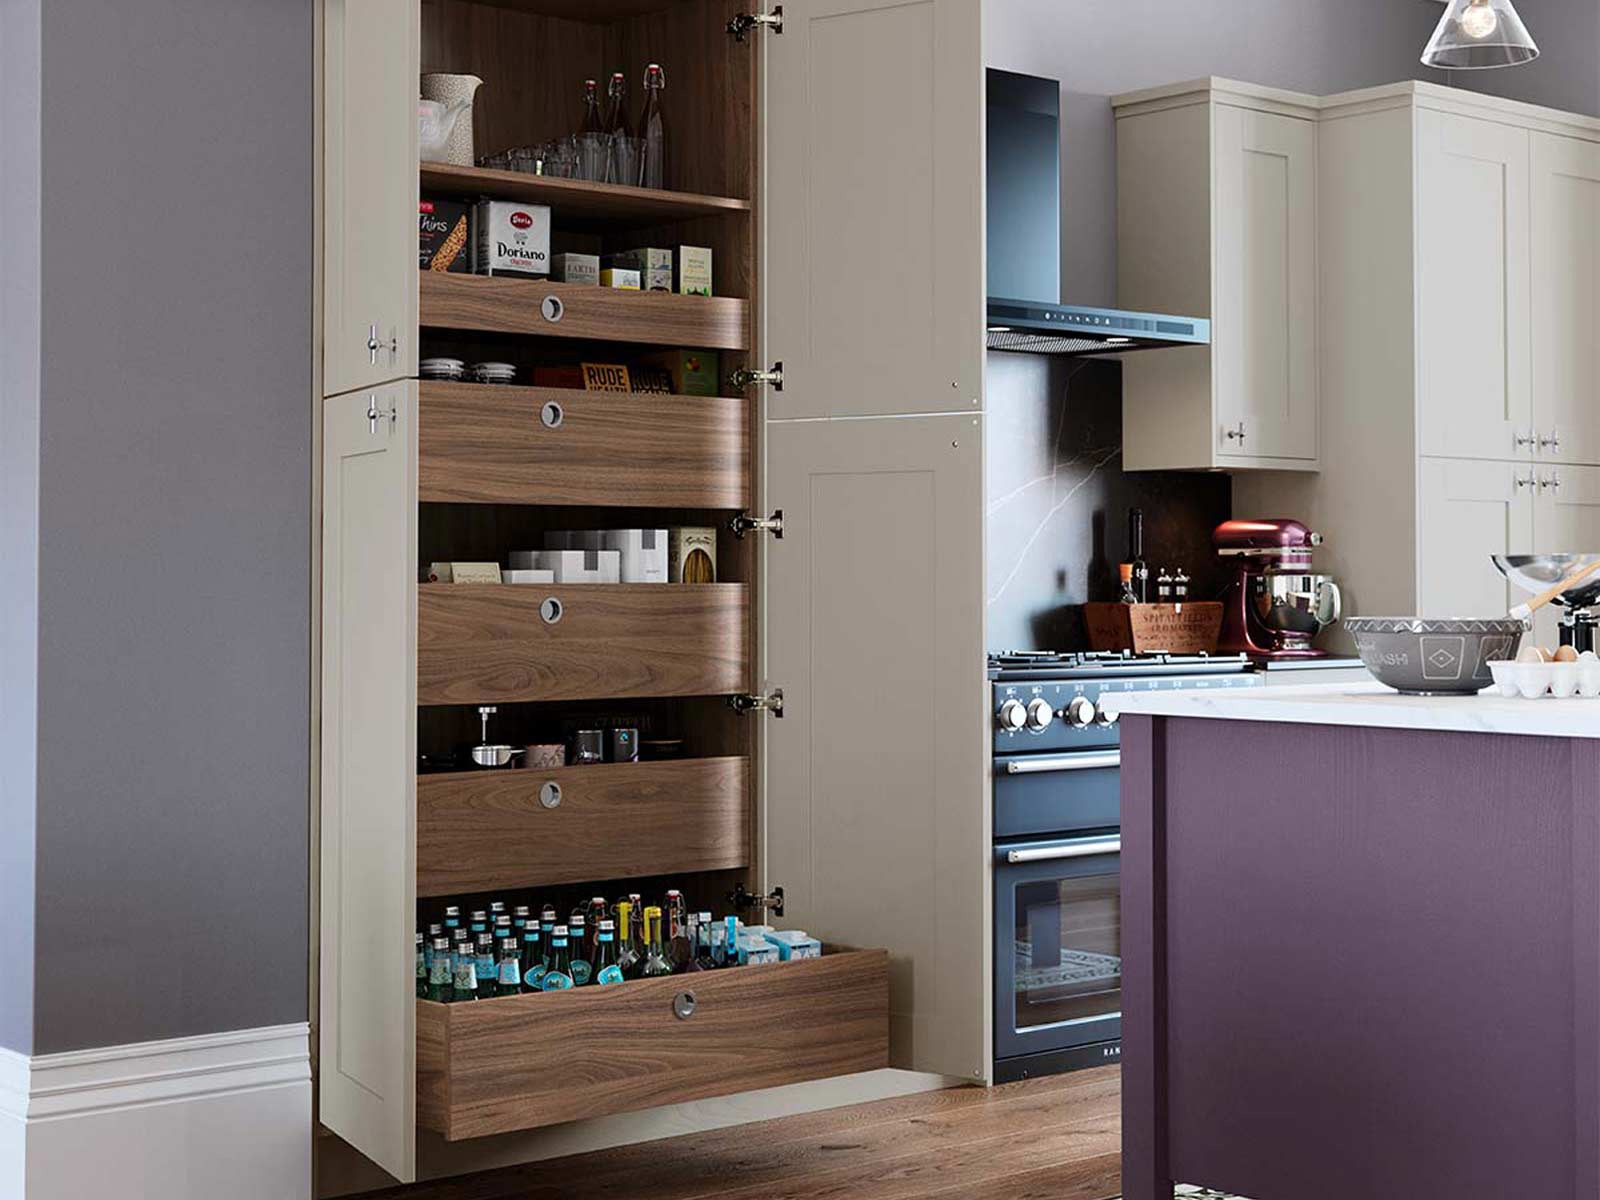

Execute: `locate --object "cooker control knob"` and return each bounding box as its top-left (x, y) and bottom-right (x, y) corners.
top-left (997, 699), bottom-right (1027, 731)
top-left (1025, 697), bottom-right (1054, 732)
top-left (1062, 696), bottom-right (1097, 727)
top-left (1094, 706), bottom-right (1119, 727)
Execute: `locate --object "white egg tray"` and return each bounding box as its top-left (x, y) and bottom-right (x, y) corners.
top-left (1487, 657), bottom-right (1600, 699)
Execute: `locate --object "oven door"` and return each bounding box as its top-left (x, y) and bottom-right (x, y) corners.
top-left (993, 834), bottom-right (1122, 1065)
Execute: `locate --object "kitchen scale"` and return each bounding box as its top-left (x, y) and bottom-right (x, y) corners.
top-left (1494, 553), bottom-right (1600, 652)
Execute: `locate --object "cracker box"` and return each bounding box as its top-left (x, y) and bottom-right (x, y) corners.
top-left (550, 252), bottom-right (599, 285)
top-left (607, 247), bottom-right (673, 292)
top-left (581, 363), bottom-right (632, 392)
top-left (474, 201), bottom-right (551, 277)
top-left (676, 245), bottom-right (713, 296)
top-left (599, 267), bottom-right (640, 290)
top-left (419, 199), bottom-right (472, 272)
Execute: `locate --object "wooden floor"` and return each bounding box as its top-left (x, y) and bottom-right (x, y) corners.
top-left (356, 1067), bottom-right (1122, 1200)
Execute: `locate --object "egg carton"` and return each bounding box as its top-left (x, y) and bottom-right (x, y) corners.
top-left (1487, 654), bottom-right (1600, 699)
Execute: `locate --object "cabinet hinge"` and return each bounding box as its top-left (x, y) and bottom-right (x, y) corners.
top-left (727, 6), bottom-right (783, 40)
top-left (729, 688), bottom-right (784, 718)
top-left (727, 882), bottom-right (785, 918)
top-left (729, 509), bottom-right (784, 540)
top-left (729, 362), bottom-right (783, 391)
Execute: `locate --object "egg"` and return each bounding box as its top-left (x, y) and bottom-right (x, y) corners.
top-left (1582, 650), bottom-right (1599, 662)
top-left (1517, 645), bottom-right (1547, 664)
top-left (1554, 644), bottom-right (1580, 662)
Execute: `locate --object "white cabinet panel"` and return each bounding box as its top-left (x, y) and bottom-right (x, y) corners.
top-left (324, 0), bottom-right (418, 396)
top-left (1214, 106), bottom-right (1318, 463)
top-left (1416, 111), bottom-right (1532, 462)
top-left (1530, 464), bottom-right (1600, 645)
top-left (762, 0), bottom-right (982, 419)
top-left (761, 413), bottom-right (988, 1080)
top-left (319, 382), bottom-right (417, 1182)
top-left (1418, 458), bottom-right (1534, 620)
top-left (1531, 132), bottom-right (1600, 466)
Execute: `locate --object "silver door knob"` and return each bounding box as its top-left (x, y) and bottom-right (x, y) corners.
top-left (367, 324), bottom-right (398, 365)
top-left (366, 394), bottom-right (398, 433)
top-left (1223, 421), bottom-right (1246, 446)
top-left (1024, 698), bottom-right (1054, 732)
top-left (1541, 430), bottom-right (1562, 454)
top-left (1542, 472), bottom-right (1563, 492)
top-left (1515, 430), bottom-right (1537, 450)
top-left (1516, 471), bottom-right (1537, 490)
top-left (1062, 696), bottom-right (1097, 727)
top-left (998, 699), bottom-right (1027, 731)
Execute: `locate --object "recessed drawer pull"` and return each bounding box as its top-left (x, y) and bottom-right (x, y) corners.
top-left (1004, 751), bottom-right (1121, 775)
top-left (541, 295), bottom-right (565, 323)
top-left (539, 596), bottom-right (564, 624)
top-left (540, 401), bottom-right (564, 429)
top-left (539, 782), bottom-right (562, 809)
top-left (673, 991), bottom-right (697, 1020)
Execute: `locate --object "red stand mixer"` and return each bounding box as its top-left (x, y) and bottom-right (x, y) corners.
top-left (1215, 519), bottom-right (1342, 660)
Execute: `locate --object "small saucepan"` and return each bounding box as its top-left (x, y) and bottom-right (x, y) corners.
top-left (471, 706), bottom-right (524, 769)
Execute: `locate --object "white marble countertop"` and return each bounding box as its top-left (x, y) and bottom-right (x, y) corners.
top-left (1101, 680), bottom-right (1600, 739)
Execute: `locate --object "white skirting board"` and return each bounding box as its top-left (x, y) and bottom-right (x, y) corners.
top-left (0, 1023), bottom-right (311, 1200)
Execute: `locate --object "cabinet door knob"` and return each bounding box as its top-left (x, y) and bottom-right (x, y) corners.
top-left (1515, 430), bottom-right (1536, 450)
top-left (1540, 430), bottom-right (1562, 454)
top-left (1515, 471), bottom-right (1537, 490)
top-left (366, 394), bottom-right (398, 433)
top-left (367, 324), bottom-right (398, 366)
top-left (1222, 421), bottom-right (1246, 447)
top-left (1542, 472), bottom-right (1563, 492)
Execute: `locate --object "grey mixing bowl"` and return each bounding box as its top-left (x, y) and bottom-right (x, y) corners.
top-left (1344, 617), bottom-right (1528, 696)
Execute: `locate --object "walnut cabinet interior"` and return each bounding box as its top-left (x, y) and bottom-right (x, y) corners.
top-left (319, 0), bottom-right (988, 1185)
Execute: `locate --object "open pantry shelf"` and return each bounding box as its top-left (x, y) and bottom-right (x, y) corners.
top-left (417, 756), bottom-right (750, 895)
top-left (420, 274), bottom-right (749, 350)
top-left (416, 947), bottom-right (890, 1139)
top-left (421, 162), bottom-right (751, 227)
top-left (417, 582), bottom-right (750, 705)
top-left (419, 382), bottom-right (749, 508)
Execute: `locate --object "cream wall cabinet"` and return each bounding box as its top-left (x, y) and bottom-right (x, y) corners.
top-left (1532, 133), bottom-right (1600, 466)
top-left (1115, 81), bottom-right (1320, 471)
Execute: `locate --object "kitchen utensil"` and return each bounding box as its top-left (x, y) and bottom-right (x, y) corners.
top-left (1495, 553), bottom-right (1600, 653)
top-left (1344, 617), bottom-right (1527, 696)
top-left (1506, 556), bottom-right (1600, 621)
top-left (470, 705), bottom-right (524, 768)
top-left (1214, 519), bottom-right (1341, 659)
top-left (420, 74), bottom-right (482, 165)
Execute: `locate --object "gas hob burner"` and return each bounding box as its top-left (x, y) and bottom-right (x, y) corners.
top-left (987, 649), bottom-right (1252, 681)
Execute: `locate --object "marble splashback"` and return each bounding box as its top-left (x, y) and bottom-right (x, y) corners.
top-left (985, 352), bottom-right (1231, 652)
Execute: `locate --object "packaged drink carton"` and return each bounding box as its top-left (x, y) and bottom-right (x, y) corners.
top-left (600, 529), bottom-right (668, 583)
top-left (736, 935), bottom-right (780, 967)
top-left (419, 198), bottom-right (472, 272)
top-left (607, 248), bottom-right (673, 291)
top-left (474, 201), bottom-right (551, 277)
top-left (669, 527), bottom-right (718, 583)
top-left (676, 245), bottom-right (713, 296)
top-left (599, 267), bottom-right (641, 290)
top-left (550, 252), bottom-right (599, 285)
top-left (762, 930), bottom-right (822, 961)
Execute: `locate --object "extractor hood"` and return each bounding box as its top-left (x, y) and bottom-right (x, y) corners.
top-left (986, 70), bottom-right (1210, 356)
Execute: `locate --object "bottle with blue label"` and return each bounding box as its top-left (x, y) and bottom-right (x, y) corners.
top-left (474, 933), bottom-right (498, 999)
top-left (542, 925), bottom-right (576, 990)
top-left (520, 924), bottom-right (545, 992)
top-left (416, 931), bottom-right (429, 997)
top-left (693, 911), bottom-right (719, 971)
top-left (451, 928), bottom-right (471, 977)
top-left (469, 910), bottom-right (489, 942)
top-left (567, 913), bottom-right (592, 985)
top-left (512, 905), bottom-right (530, 934)
top-left (488, 900), bottom-right (507, 928)
top-left (428, 937), bottom-right (453, 1002)
top-left (496, 936), bottom-right (522, 995)
top-left (423, 924), bottom-right (443, 973)
top-left (494, 914), bottom-right (513, 945)
top-left (451, 944), bottom-right (478, 1001)
top-left (593, 919), bottom-right (625, 985)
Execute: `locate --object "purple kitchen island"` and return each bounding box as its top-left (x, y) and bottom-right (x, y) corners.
top-left (1104, 683), bottom-right (1600, 1200)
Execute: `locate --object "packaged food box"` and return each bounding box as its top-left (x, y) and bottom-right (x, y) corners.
top-left (532, 365), bottom-right (585, 390)
top-left (537, 531), bottom-right (606, 553)
top-left (428, 561), bottom-right (502, 584)
top-left (419, 199), bottom-right (472, 272)
top-left (600, 529), bottom-right (668, 584)
top-left (599, 267), bottom-right (640, 290)
top-left (550, 252), bottom-right (599, 285)
top-left (676, 245), bottom-right (713, 296)
top-left (525, 548), bottom-right (620, 584)
top-left (669, 527), bottom-right (717, 583)
top-left (607, 247), bottom-right (673, 292)
top-left (630, 366), bottom-right (673, 394)
top-left (474, 200), bottom-right (550, 277)
top-left (640, 349), bottom-right (720, 397)
top-left (503, 568), bottom-right (556, 585)
top-left (581, 363), bottom-right (632, 392)
top-left (736, 935), bottom-right (780, 967)
top-left (762, 930), bottom-right (822, 962)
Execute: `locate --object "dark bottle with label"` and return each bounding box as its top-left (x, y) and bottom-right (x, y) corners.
top-left (694, 911), bottom-right (719, 971)
top-left (680, 913), bottom-right (708, 973)
top-left (428, 937), bottom-right (453, 1003)
top-left (489, 900), bottom-right (507, 926)
top-left (638, 63), bottom-right (667, 189)
top-left (605, 72), bottom-right (633, 138)
top-left (1127, 509), bottom-right (1149, 604)
top-left (520, 924), bottom-right (544, 992)
top-left (416, 931), bottom-right (428, 998)
top-left (474, 933), bottom-right (498, 999)
top-left (512, 904), bottom-right (530, 933)
top-left (593, 919), bottom-right (625, 985)
top-left (579, 79), bottom-right (604, 136)
top-left (496, 936), bottom-right (522, 996)
top-left (665, 889), bottom-right (691, 972)
top-left (584, 897), bottom-right (609, 959)
top-left (442, 905), bottom-right (462, 943)
top-left (493, 914), bottom-right (513, 947)
top-left (568, 913), bottom-right (592, 985)
top-left (543, 925), bottom-right (576, 990)
top-left (451, 928), bottom-right (471, 976)
top-left (424, 923), bottom-right (443, 974)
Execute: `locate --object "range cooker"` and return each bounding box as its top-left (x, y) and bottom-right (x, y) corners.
top-left (990, 650), bottom-right (1260, 1081)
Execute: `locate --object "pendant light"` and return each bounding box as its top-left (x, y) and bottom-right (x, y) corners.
top-left (1422, 0), bottom-right (1539, 69)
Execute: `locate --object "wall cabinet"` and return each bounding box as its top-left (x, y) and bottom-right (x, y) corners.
top-left (1115, 81), bottom-right (1320, 471)
top-left (1532, 132), bottom-right (1600, 466)
top-left (318, 0), bottom-right (987, 1187)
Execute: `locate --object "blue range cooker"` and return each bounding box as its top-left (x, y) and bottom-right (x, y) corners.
top-left (989, 650), bottom-right (1260, 1082)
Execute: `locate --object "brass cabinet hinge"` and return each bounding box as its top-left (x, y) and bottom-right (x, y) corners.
top-left (727, 6), bottom-right (783, 40)
top-left (729, 510), bottom-right (783, 540)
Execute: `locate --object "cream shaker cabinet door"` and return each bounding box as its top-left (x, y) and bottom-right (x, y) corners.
top-left (1417, 458), bottom-right (1535, 620)
top-left (762, 0), bottom-right (983, 419)
top-left (760, 413), bottom-right (989, 1081)
top-left (320, 382), bottom-right (417, 1183)
top-left (324, 0), bottom-right (419, 397)
top-left (1531, 133), bottom-right (1600, 467)
top-left (1531, 464), bottom-right (1600, 645)
top-left (1416, 111), bottom-right (1532, 462)
top-left (1213, 105), bottom-right (1318, 464)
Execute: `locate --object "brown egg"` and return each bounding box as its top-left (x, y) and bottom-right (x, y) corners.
top-left (1555, 644), bottom-right (1580, 662)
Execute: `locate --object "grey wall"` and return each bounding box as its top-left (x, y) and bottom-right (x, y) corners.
top-left (0, 0), bottom-right (43, 1056)
top-left (27, 0), bottom-right (313, 1053)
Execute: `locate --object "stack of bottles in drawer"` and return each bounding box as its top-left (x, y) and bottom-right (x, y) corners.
top-left (418, 890), bottom-right (821, 1002)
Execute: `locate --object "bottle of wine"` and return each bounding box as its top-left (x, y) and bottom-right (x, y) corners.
top-left (605, 72), bottom-right (633, 138)
top-left (640, 906), bottom-right (674, 977)
top-left (593, 919), bottom-right (625, 985)
top-left (579, 78), bottom-right (604, 135)
top-left (542, 925), bottom-right (576, 990)
top-left (638, 63), bottom-right (667, 189)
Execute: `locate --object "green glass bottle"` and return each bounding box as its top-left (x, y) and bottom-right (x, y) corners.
top-left (451, 941), bottom-right (478, 1001)
top-left (474, 933), bottom-right (498, 999)
top-left (593, 919), bottom-right (625, 985)
top-left (489, 900), bottom-right (508, 927)
top-left (640, 906), bottom-right (674, 978)
top-left (496, 936), bottom-right (522, 997)
top-left (423, 923), bottom-right (443, 974)
top-left (542, 925), bottom-right (576, 990)
top-left (469, 910), bottom-right (489, 942)
top-left (680, 913), bottom-right (708, 974)
top-left (451, 928), bottom-right (472, 977)
top-left (520, 923), bottom-right (544, 992)
top-left (695, 911), bottom-right (719, 971)
top-left (615, 900), bottom-right (642, 979)
top-left (416, 931), bottom-right (429, 997)
top-left (512, 905), bottom-right (531, 934)
top-left (428, 937), bottom-right (453, 1002)
top-left (568, 913), bottom-right (592, 985)
top-left (442, 906), bottom-right (462, 940)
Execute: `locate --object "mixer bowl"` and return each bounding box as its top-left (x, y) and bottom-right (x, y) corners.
top-left (1493, 554), bottom-right (1600, 609)
top-left (1345, 617), bottom-right (1527, 695)
top-left (1250, 572), bottom-right (1342, 638)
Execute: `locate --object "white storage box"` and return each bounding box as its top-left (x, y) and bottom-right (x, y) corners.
top-left (539, 549), bottom-right (620, 584)
top-left (543, 530), bottom-right (606, 552)
top-left (600, 528), bottom-right (668, 584)
top-left (503, 568), bottom-right (556, 585)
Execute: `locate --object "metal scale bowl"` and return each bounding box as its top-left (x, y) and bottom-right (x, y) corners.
top-left (1494, 553), bottom-right (1600, 652)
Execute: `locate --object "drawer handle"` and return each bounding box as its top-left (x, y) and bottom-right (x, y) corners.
top-left (539, 781), bottom-right (562, 809)
top-left (673, 991), bottom-right (697, 1020)
top-left (540, 401), bottom-right (564, 429)
top-left (541, 295), bottom-right (565, 323)
top-left (540, 596), bottom-right (564, 624)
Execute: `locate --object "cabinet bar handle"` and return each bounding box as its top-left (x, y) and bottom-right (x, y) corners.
top-left (1005, 837), bottom-right (1121, 864)
top-left (1004, 752), bottom-right (1121, 775)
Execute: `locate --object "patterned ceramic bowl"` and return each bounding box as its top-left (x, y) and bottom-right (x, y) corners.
top-left (1344, 616), bottom-right (1528, 696)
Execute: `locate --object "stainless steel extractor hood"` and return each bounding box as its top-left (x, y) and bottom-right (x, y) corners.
top-left (986, 70), bottom-right (1210, 356)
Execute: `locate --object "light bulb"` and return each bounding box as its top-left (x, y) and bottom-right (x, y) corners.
top-left (1460, 0), bottom-right (1499, 40)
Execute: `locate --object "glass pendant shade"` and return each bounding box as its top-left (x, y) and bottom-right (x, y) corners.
top-left (1422, 0), bottom-right (1539, 69)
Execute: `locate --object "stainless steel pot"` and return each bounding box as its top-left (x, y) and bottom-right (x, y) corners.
top-left (471, 705), bottom-right (523, 769)
top-left (1251, 571), bottom-right (1342, 638)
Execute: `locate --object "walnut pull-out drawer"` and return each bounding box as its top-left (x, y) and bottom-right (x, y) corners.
top-left (416, 948), bottom-right (889, 1139)
top-left (416, 583), bottom-right (749, 705)
top-left (420, 274), bottom-right (749, 351)
top-left (419, 383), bottom-right (750, 509)
top-left (417, 757), bottom-right (750, 896)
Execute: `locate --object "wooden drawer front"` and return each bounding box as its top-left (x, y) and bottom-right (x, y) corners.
top-left (417, 584), bottom-right (749, 705)
top-left (420, 274), bottom-right (750, 352)
top-left (416, 757), bottom-right (750, 896)
top-left (416, 948), bottom-right (889, 1138)
top-left (418, 383), bottom-right (750, 509)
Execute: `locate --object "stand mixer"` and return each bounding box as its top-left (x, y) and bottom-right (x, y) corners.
top-left (1493, 554), bottom-right (1600, 652)
top-left (1215, 519), bottom-right (1343, 660)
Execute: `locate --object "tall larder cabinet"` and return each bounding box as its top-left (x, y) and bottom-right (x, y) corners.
top-left (317, 0), bottom-right (988, 1185)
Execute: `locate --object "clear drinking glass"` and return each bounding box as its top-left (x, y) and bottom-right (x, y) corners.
top-left (577, 132), bottom-right (609, 182)
top-left (608, 134), bottom-right (643, 187)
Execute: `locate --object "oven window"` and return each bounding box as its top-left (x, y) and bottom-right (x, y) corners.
top-left (1012, 871), bottom-right (1121, 1031)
